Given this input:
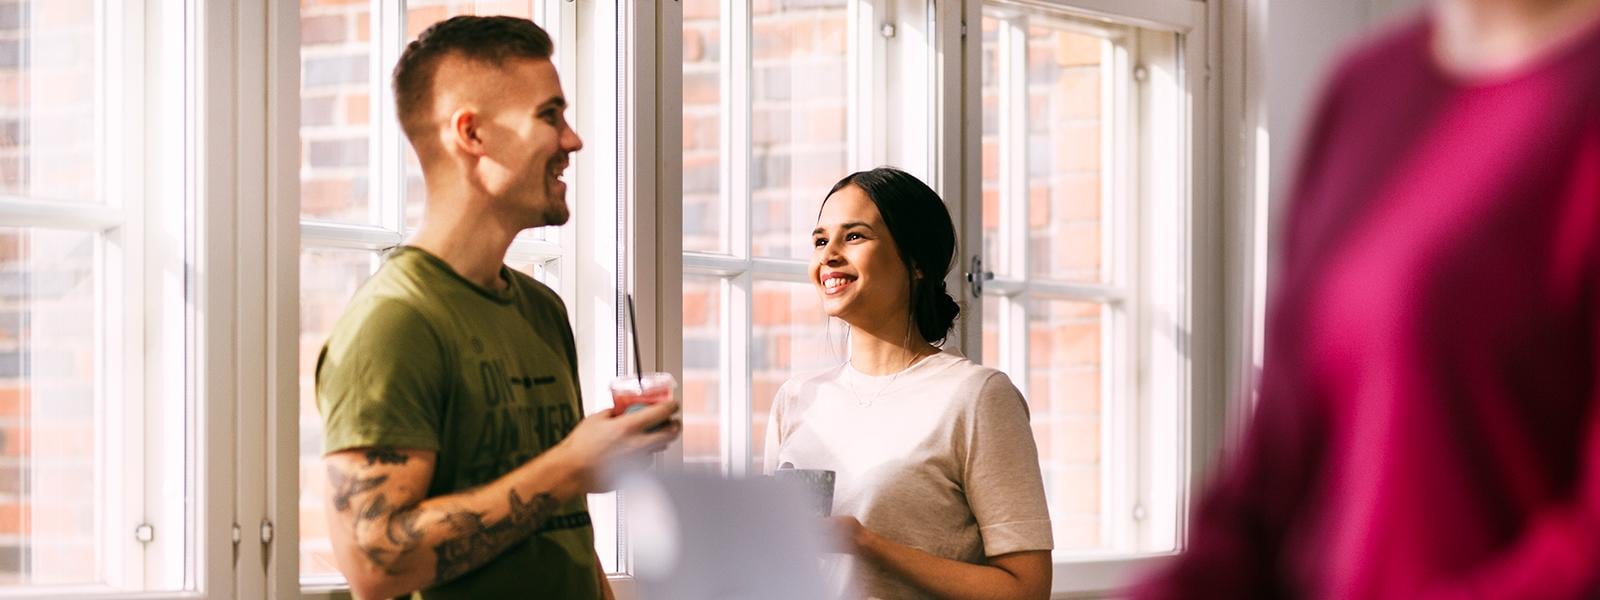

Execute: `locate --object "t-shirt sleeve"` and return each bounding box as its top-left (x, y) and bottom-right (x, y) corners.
top-left (962, 372), bottom-right (1054, 556)
top-left (316, 298), bottom-right (447, 455)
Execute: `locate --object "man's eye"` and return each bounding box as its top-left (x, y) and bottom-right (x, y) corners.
top-left (540, 112), bottom-right (559, 124)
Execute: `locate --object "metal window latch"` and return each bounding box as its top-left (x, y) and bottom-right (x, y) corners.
top-left (260, 519), bottom-right (275, 545)
top-left (231, 523), bottom-right (242, 546)
top-left (135, 523), bottom-right (155, 544)
top-left (965, 255), bottom-right (995, 298)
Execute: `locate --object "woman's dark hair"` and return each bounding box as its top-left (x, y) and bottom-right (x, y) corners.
top-left (823, 167), bottom-right (961, 345)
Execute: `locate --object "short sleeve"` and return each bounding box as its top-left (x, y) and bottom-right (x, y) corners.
top-left (962, 372), bottom-right (1054, 556)
top-left (316, 298), bottom-right (447, 455)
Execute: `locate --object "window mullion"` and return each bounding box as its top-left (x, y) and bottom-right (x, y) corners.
top-left (724, 273), bottom-right (752, 477)
top-left (371, 0), bottom-right (405, 235)
top-left (723, 0), bottom-right (750, 263)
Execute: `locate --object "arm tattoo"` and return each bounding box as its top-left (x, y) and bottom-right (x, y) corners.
top-left (431, 489), bottom-right (559, 585)
top-left (364, 447), bottom-right (410, 466)
top-left (328, 464), bottom-right (388, 512)
top-left (328, 461), bottom-right (560, 585)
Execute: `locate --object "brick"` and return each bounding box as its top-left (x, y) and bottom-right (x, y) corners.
top-left (750, 109), bottom-right (789, 146)
top-left (1028, 185), bottom-right (1049, 229)
top-left (752, 0), bottom-right (776, 16)
top-left (1052, 174), bottom-right (1099, 221)
top-left (1027, 327), bottom-right (1051, 369)
top-left (308, 139), bottom-right (368, 169)
top-left (472, 1), bottom-right (536, 18)
top-left (982, 140), bottom-right (999, 181)
top-left (356, 11), bottom-right (370, 42)
top-left (302, 54), bottom-right (369, 89)
top-left (0, 385), bottom-right (19, 418)
top-left (1054, 68), bottom-right (1100, 120)
top-left (301, 15), bottom-right (348, 46)
top-left (682, 286), bottom-right (712, 328)
top-left (1055, 31), bottom-right (1101, 67)
top-left (752, 22), bottom-right (792, 61)
top-left (683, 419), bottom-right (718, 458)
top-left (682, 153), bottom-right (718, 195)
top-left (684, 0), bottom-right (720, 20)
top-left (301, 95), bottom-right (337, 127)
top-left (683, 71), bottom-right (719, 105)
top-left (406, 6), bottom-right (448, 40)
top-left (683, 29), bottom-right (705, 63)
top-left (798, 106), bottom-right (845, 144)
top-left (1053, 320), bottom-right (1100, 366)
top-left (681, 376), bottom-right (715, 415)
top-left (1052, 222), bottom-right (1100, 273)
top-left (344, 92), bottom-right (369, 125)
top-left (0, 501), bottom-right (20, 535)
top-left (682, 114), bottom-right (719, 152)
top-left (1054, 415), bottom-right (1099, 463)
top-left (982, 188), bottom-right (1000, 230)
top-left (301, 178), bottom-right (356, 218)
top-left (1051, 369), bottom-right (1100, 415)
top-left (1052, 464), bottom-right (1101, 516)
top-left (814, 16), bottom-right (846, 54)
top-left (1053, 122), bottom-right (1099, 172)
top-left (35, 0), bottom-right (92, 31)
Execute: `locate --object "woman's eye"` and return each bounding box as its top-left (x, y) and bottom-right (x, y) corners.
top-left (813, 237), bottom-right (827, 247)
top-left (845, 232), bottom-right (864, 241)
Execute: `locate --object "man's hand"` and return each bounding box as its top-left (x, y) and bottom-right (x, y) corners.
top-left (551, 399), bottom-right (681, 493)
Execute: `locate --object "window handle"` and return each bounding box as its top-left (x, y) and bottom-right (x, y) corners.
top-left (965, 255), bottom-right (995, 298)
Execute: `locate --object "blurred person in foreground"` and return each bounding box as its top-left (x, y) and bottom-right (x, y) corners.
top-left (315, 16), bottom-right (679, 600)
top-left (1135, 0), bottom-right (1600, 597)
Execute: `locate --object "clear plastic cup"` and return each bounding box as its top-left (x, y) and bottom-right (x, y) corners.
top-left (610, 372), bottom-right (676, 417)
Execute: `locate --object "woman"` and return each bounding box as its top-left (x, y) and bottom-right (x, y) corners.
top-left (763, 167), bottom-right (1053, 600)
top-left (1136, 0), bottom-right (1600, 597)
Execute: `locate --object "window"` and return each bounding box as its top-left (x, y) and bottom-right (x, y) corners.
top-left (972, 0), bottom-right (1208, 587)
top-left (0, 0), bottom-right (188, 594)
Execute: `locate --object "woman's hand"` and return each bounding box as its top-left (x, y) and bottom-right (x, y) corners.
top-left (827, 515), bottom-right (874, 556)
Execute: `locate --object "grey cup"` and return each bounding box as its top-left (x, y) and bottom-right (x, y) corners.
top-left (774, 467), bottom-right (836, 517)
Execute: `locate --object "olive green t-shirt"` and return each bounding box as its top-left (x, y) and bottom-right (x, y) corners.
top-left (316, 246), bottom-right (600, 600)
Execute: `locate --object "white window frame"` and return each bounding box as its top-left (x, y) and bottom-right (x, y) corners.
top-left (955, 0), bottom-right (1220, 595)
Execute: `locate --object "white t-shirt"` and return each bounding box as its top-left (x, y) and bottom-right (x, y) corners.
top-left (763, 349), bottom-right (1054, 600)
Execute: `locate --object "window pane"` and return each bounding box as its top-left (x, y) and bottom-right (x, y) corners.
top-left (1026, 23), bottom-right (1103, 282)
top-left (750, 279), bottom-right (835, 472)
top-left (300, 0), bottom-right (373, 224)
top-left (681, 0), bottom-right (723, 253)
top-left (1027, 298), bottom-right (1103, 553)
top-left (0, 228), bottom-right (99, 585)
top-left (982, 11), bottom-right (1109, 284)
top-left (0, 1), bottom-right (99, 204)
top-left (749, 1), bottom-right (849, 259)
top-left (297, 247), bottom-right (379, 582)
top-left (681, 275), bottom-right (721, 473)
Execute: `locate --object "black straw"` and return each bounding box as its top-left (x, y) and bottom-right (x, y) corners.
top-left (626, 293), bottom-right (643, 385)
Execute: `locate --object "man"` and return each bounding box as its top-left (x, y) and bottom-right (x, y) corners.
top-left (316, 16), bottom-right (679, 600)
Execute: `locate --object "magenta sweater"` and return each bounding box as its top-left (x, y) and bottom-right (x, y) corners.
top-left (1135, 15), bottom-right (1600, 600)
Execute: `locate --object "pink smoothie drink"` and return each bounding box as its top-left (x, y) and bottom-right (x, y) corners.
top-left (610, 372), bottom-right (676, 417)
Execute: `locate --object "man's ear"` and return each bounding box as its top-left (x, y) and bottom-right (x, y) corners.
top-left (448, 108), bottom-right (485, 156)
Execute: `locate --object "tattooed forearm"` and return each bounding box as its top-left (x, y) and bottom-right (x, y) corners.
top-left (328, 465), bottom-right (388, 512)
top-left (365, 447), bottom-right (410, 466)
top-left (431, 489), bottom-right (559, 585)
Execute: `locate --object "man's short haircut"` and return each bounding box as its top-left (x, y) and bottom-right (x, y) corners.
top-left (391, 15), bottom-right (554, 144)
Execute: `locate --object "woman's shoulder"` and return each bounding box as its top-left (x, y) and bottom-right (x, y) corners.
top-left (772, 363), bottom-right (849, 407)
